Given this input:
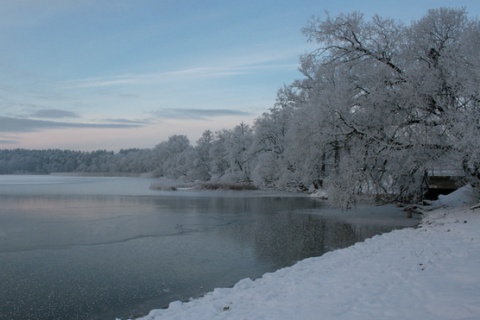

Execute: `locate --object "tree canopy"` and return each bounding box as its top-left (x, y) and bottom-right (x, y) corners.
top-left (251, 8), bottom-right (480, 206)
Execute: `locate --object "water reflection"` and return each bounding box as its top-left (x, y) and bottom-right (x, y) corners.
top-left (0, 192), bottom-right (405, 320)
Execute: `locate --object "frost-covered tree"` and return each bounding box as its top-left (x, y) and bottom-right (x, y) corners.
top-left (189, 130), bottom-right (214, 181)
top-left (153, 135), bottom-right (193, 179)
top-left (252, 85), bottom-right (309, 189)
top-left (219, 122), bottom-right (254, 182)
top-left (206, 123), bottom-right (255, 183)
top-left (274, 8), bottom-right (480, 206)
top-left (404, 8), bottom-right (480, 188)
top-left (115, 148), bottom-right (156, 173)
top-left (208, 129), bottom-right (231, 181)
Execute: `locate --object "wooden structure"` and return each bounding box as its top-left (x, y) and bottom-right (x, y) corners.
top-left (423, 168), bottom-right (464, 200)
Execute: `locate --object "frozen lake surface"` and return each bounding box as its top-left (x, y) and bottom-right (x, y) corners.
top-left (0, 175), bottom-right (415, 320)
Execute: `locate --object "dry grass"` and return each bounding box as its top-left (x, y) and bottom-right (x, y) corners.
top-left (198, 182), bottom-right (257, 191)
top-left (149, 181), bottom-right (257, 192)
top-left (149, 184), bottom-right (178, 191)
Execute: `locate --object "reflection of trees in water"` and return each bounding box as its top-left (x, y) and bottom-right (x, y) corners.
top-left (153, 195), bottom-right (318, 214)
top-left (249, 215), bottom-right (359, 269)
top-left (150, 195), bottom-right (398, 275)
top-left (215, 199), bottom-right (397, 270)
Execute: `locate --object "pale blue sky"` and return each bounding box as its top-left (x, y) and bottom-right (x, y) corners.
top-left (1, 0), bottom-right (479, 150)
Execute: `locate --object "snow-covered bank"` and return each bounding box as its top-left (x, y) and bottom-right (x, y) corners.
top-left (134, 187), bottom-right (480, 320)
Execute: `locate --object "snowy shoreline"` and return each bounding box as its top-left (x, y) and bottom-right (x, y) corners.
top-left (132, 187), bottom-right (480, 320)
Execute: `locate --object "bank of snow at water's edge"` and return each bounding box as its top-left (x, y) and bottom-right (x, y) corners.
top-left (133, 186), bottom-right (480, 320)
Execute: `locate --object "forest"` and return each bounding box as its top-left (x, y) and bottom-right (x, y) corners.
top-left (1, 8), bottom-right (479, 207)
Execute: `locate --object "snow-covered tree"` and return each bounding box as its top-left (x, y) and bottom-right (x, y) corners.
top-left (252, 107), bottom-right (289, 187)
top-left (153, 135), bottom-right (193, 180)
top-left (189, 130), bottom-right (214, 181)
top-left (280, 8), bottom-right (480, 206)
top-left (223, 122), bottom-right (254, 182)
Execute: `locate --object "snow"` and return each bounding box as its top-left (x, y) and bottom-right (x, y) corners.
top-left (429, 184), bottom-right (478, 207)
top-left (133, 186), bottom-right (480, 320)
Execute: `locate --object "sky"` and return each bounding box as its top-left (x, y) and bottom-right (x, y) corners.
top-left (1, 0), bottom-right (479, 151)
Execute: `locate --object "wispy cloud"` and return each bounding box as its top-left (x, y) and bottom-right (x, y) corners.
top-left (29, 109), bottom-right (80, 119)
top-left (0, 116), bottom-right (144, 133)
top-left (154, 108), bottom-right (252, 120)
top-left (61, 67), bottom-right (246, 89)
top-left (102, 118), bottom-right (152, 125)
top-left (61, 63), bottom-right (297, 89)
top-left (0, 138), bottom-right (18, 144)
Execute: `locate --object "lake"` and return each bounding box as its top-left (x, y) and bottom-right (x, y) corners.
top-left (0, 175), bottom-right (416, 320)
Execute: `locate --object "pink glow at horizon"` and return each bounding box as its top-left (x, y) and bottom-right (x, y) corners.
top-left (2, 117), bottom-right (252, 151)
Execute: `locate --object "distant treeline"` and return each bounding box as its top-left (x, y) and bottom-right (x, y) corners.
top-left (0, 148), bottom-right (156, 175)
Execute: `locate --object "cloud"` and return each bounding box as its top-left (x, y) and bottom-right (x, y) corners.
top-left (0, 116), bottom-right (144, 133)
top-left (118, 93), bottom-right (140, 99)
top-left (29, 109), bottom-right (80, 119)
top-left (61, 67), bottom-right (248, 89)
top-left (61, 62), bottom-right (297, 89)
top-left (102, 118), bottom-right (151, 125)
top-left (154, 108), bottom-right (252, 120)
top-left (0, 138), bottom-right (18, 144)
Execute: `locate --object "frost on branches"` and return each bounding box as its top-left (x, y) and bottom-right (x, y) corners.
top-left (252, 8), bottom-right (480, 207)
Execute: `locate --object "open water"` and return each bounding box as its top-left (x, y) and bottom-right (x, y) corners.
top-left (0, 175), bottom-right (414, 320)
